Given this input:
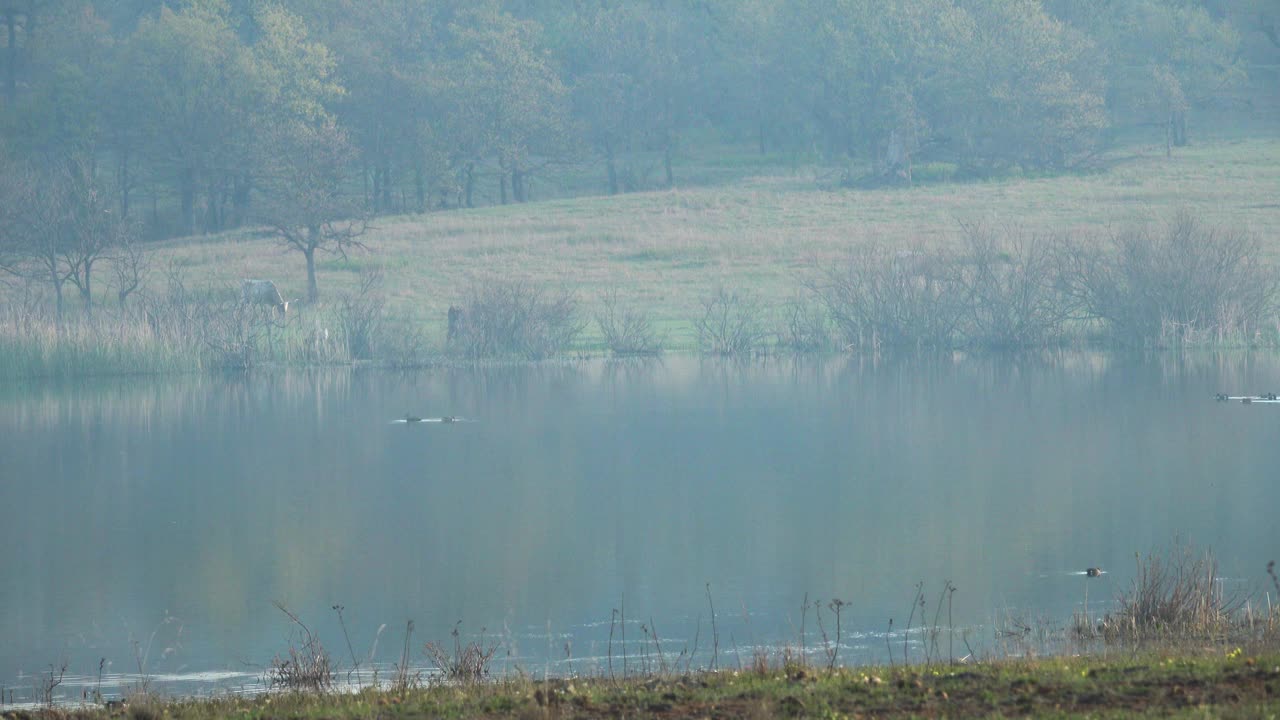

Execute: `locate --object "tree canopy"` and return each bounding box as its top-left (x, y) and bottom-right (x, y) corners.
top-left (0, 0), bottom-right (1271, 246)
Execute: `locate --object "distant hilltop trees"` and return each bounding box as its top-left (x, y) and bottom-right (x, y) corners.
top-left (0, 0), bottom-right (1273, 243)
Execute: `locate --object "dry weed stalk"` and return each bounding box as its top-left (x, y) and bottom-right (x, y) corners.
top-left (424, 622), bottom-right (499, 684)
top-left (267, 603), bottom-right (334, 693)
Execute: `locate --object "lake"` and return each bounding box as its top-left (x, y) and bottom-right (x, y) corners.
top-left (2, 353), bottom-right (1278, 701)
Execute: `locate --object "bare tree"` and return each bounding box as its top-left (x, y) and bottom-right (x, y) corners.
top-left (1056, 212), bottom-right (1277, 346)
top-left (953, 221), bottom-right (1077, 349)
top-left (256, 117), bottom-right (369, 303)
top-left (110, 232), bottom-right (150, 308)
top-left (0, 157), bottom-right (133, 322)
top-left (0, 159), bottom-right (75, 327)
top-left (62, 165), bottom-right (134, 318)
top-left (814, 242), bottom-right (964, 351)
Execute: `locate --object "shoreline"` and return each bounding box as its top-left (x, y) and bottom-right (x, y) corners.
top-left (3, 651), bottom-right (1278, 718)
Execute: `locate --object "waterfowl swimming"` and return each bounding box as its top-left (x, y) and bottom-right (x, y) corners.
top-left (1085, 567), bottom-right (1104, 578)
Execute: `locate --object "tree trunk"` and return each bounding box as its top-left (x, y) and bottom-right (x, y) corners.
top-left (205, 180), bottom-right (220, 233)
top-left (80, 258), bottom-right (94, 318)
top-left (232, 172), bottom-right (251, 227)
top-left (118, 149), bottom-right (131, 218)
top-left (464, 163), bottom-right (475, 208)
top-left (4, 11), bottom-right (15, 105)
top-left (304, 235), bottom-right (319, 303)
top-left (414, 165), bottom-right (425, 213)
top-left (51, 265), bottom-right (64, 332)
top-left (663, 139), bottom-right (674, 188)
top-left (605, 140), bottom-right (618, 195)
top-left (1172, 110), bottom-right (1188, 147)
top-left (499, 168), bottom-right (508, 204)
top-left (371, 165), bottom-right (383, 213)
top-left (512, 165), bottom-right (525, 203)
top-left (180, 167), bottom-right (196, 236)
top-left (379, 165), bottom-right (392, 211)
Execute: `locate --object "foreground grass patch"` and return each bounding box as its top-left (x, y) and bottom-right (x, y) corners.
top-left (11, 652), bottom-right (1279, 719)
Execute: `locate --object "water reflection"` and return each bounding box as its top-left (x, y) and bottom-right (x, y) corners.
top-left (2, 353), bottom-right (1278, 700)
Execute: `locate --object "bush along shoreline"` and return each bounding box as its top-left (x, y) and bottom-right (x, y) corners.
top-left (3, 214), bottom-right (1278, 380)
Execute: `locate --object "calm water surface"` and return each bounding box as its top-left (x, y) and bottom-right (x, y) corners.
top-left (2, 353), bottom-right (1278, 700)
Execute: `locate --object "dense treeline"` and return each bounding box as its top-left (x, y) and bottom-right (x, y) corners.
top-left (0, 0), bottom-right (1277, 311)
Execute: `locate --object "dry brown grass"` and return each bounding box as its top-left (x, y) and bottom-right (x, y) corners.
top-left (112, 138), bottom-right (1280, 352)
top-left (4, 138), bottom-right (1279, 358)
top-left (1094, 542), bottom-right (1253, 645)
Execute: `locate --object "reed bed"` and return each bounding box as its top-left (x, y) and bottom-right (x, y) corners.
top-left (3, 211), bottom-right (1279, 379)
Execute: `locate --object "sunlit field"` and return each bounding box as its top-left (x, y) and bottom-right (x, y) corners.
top-left (132, 137), bottom-right (1280, 350)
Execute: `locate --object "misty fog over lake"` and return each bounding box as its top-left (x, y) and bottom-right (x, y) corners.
top-left (2, 354), bottom-right (1277, 699)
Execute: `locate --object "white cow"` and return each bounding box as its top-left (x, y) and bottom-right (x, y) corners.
top-left (241, 279), bottom-right (289, 314)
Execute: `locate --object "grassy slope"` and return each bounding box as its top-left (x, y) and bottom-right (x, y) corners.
top-left (27, 653), bottom-right (1280, 719)
top-left (142, 138), bottom-right (1280, 350)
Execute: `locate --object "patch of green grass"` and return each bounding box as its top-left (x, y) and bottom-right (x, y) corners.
top-left (315, 257), bottom-right (369, 273)
top-left (4, 137), bottom-right (1280, 366)
top-left (45, 651), bottom-right (1280, 719)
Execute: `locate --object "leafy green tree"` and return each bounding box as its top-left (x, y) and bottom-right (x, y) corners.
top-left (560, 1), bottom-right (707, 192)
top-left (444, 2), bottom-right (570, 204)
top-left (312, 0), bottom-right (446, 214)
top-left (0, 155), bottom-right (128, 322)
top-left (561, 3), bottom-right (654, 194)
top-left (1047, 0), bottom-right (1244, 153)
top-left (121, 2), bottom-right (262, 235)
top-left (256, 117), bottom-right (366, 304)
top-left (941, 0), bottom-right (1107, 171)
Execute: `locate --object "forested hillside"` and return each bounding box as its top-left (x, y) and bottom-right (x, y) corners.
top-left (1, 0), bottom-right (1278, 318)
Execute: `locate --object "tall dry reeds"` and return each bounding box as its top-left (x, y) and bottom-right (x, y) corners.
top-left (424, 623), bottom-right (500, 684)
top-left (268, 603), bottom-right (334, 693)
top-left (0, 266), bottom-right (421, 377)
top-left (1099, 542), bottom-right (1246, 643)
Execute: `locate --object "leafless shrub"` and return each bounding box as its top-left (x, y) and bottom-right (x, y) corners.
top-left (335, 269), bottom-right (386, 361)
top-left (424, 623), bottom-right (499, 684)
top-left (390, 620), bottom-right (422, 693)
top-left (954, 222), bottom-right (1076, 348)
top-left (267, 603), bottom-right (334, 693)
top-left (813, 243), bottom-right (964, 351)
top-left (694, 286), bottom-right (768, 355)
top-left (200, 298), bottom-right (281, 370)
top-left (1101, 541), bottom-right (1245, 642)
top-left (775, 290), bottom-right (833, 352)
top-left (1057, 212), bottom-right (1277, 347)
top-left (596, 288), bottom-right (664, 356)
top-left (110, 233), bottom-right (150, 308)
top-left (450, 279), bottom-right (583, 360)
top-left (37, 662), bottom-right (67, 707)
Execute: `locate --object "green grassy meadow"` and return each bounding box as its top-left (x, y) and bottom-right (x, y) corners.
top-left (145, 138), bottom-right (1280, 351)
top-left (3, 135), bottom-right (1279, 374)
